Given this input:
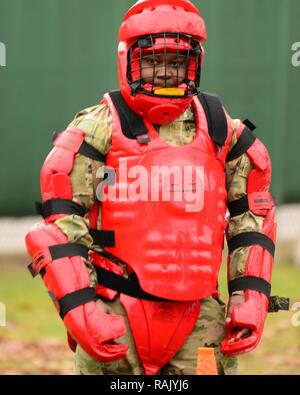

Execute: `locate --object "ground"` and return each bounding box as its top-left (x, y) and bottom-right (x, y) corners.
top-left (0, 254), bottom-right (299, 375)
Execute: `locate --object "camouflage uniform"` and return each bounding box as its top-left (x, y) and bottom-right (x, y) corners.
top-left (53, 102), bottom-right (264, 375)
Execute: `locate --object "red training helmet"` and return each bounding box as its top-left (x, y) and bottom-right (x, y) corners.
top-left (118, 0), bottom-right (207, 125)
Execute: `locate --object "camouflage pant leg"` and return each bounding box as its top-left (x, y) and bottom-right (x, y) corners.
top-left (160, 297), bottom-right (238, 375)
top-left (74, 296), bottom-right (238, 375)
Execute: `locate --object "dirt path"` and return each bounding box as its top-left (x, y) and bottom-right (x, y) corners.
top-left (0, 337), bottom-right (74, 375)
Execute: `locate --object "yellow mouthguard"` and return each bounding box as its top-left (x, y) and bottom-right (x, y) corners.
top-left (154, 88), bottom-right (185, 96)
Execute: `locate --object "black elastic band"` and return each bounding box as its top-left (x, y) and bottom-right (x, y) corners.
top-left (90, 229), bottom-right (115, 247)
top-left (228, 275), bottom-right (271, 298)
top-left (109, 90), bottom-right (150, 142)
top-left (49, 243), bottom-right (89, 261)
top-left (228, 232), bottom-right (275, 257)
top-left (243, 119), bottom-right (256, 131)
top-left (197, 92), bottom-right (228, 148)
top-left (58, 288), bottom-right (97, 319)
top-left (79, 140), bottom-right (106, 162)
top-left (227, 196), bottom-right (249, 217)
top-left (93, 265), bottom-right (176, 302)
top-left (28, 243), bottom-right (89, 279)
top-left (228, 194), bottom-right (276, 217)
top-left (35, 199), bottom-right (86, 218)
top-left (226, 127), bottom-right (256, 162)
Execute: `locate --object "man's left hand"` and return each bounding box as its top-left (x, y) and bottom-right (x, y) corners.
top-left (225, 294), bottom-right (252, 343)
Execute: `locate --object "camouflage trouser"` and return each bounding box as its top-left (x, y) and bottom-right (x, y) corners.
top-left (74, 296), bottom-right (238, 375)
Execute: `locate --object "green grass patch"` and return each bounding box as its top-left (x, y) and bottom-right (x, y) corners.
top-left (0, 255), bottom-right (66, 341)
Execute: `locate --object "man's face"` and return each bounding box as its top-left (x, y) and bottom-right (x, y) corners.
top-left (140, 52), bottom-right (188, 88)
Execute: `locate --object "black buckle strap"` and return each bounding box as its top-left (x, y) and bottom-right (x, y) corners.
top-left (58, 287), bottom-right (98, 319)
top-left (226, 126), bottom-right (256, 162)
top-left (93, 265), bottom-right (176, 302)
top-left (228, 275), bottom-right (271, 298)
top-left (228, 276), bottom-right (290, 313)
top-left (109, 90), bottom-right (150, 143)
top-left (79, 140), bottom-right (106, 162)
top-left (49, 243), bottom-right (89, 260)
top-left (227, 196), bottom-right (249, 217)
top-left (227, 193), bottom-right (276, 217)
top-left (243, 119), bottom-right (256, 131)
top-left (227, 192), bottom-right (276, 217)
top-left (28, 243), bottom-right (89, 278)
top-left (90, 229), bottom-right (115, 247)
top-left (35, 199), bottom-right (86, 218)
top-left (228, 232), bottom-right (275, 257)
top-left (197, 92), bottom-right (228, 148)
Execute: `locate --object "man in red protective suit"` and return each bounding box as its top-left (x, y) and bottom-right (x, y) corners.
top-left (25, 0), bottom-right (284, 375)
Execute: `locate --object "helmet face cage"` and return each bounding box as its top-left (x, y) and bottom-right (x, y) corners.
top-left (127, 33), bottom-right (202, 98)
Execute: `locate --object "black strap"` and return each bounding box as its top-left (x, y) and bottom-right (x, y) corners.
top-left (109, 90), bottom-right (150, 142)
top-left (197, 92), bottom-right (228, 148)
top-left (79, 140), bottom-right (106, 162)
top-left (58, 288), bottom-right (98, 319)
top-left (226, 126), bottom-right (256, 162)
top-left (243, 119), bottom-right (256, 131)
top-left (35, 199), bottom-right (86, 218)
top-left (93, 265), bottom-right (177, 302)
top-left (48, 243), bottom-right (89, 261)
top-left (228, 232), bottom-right (275, 257)
top-left (227, 194), bottom-right (276, 217)
top-left (227, 196), bottom-right (249, 217)
top-left (28, 243), bottom-right (89, 278)
top-left (228, 275), bottom-right (271, 298)
top-left (90, 229), bottom-right (115, 247)
top-left (52, 131), bottom-right (106, 162)
top-left (27, 263), bottom-right (47, 278)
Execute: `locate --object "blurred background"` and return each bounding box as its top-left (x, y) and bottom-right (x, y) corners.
top-left (0, 0), bottom-right (299, 374)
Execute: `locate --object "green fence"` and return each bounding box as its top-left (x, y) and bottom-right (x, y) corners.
top-left (0, 0), bottom-right (299, 215)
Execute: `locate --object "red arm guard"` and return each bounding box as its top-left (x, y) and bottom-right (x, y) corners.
top-left (25, 128), bottom-right (128, 361)
top-left (221, 122), bottom-right (276, 356)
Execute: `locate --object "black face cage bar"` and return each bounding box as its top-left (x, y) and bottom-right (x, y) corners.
top-left (127, 33), bottom-right (202, 98)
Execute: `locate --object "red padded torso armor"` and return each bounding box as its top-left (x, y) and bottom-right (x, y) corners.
top-left (102, 94), bottom-right (232, 301)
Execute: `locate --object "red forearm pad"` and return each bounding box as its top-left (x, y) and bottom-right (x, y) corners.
top-left (222, 206), bottom-right (276, 356)
top-left (25, 222), bottom-right (128, 361)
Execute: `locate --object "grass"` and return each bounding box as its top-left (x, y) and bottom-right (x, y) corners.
top-left (0, 254), bottom-right (299, 374)
top-left (0, 254), bottom-right (66, 341)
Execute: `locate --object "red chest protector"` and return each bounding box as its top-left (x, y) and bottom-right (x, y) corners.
top-left (95, 91), bottom-right (233, 374)
top-left (101, 91), bottom-right (232, 301)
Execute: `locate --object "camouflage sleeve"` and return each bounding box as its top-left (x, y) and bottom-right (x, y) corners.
top-left (53, 101), bottom-right (113, 262)
top-left (225, 119), bottom-right (265, 280)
